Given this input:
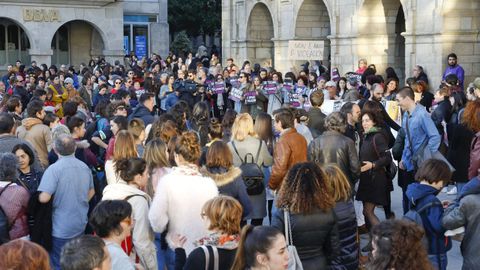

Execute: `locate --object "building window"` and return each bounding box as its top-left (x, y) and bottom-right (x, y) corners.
top-left (0, 19), bottom-right (31, 66)
top-left (124, 15), bottom-right (154, 60)
top-left (51, 25), bottom-right (69, 65)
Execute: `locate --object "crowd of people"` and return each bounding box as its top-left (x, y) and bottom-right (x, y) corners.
top-left (0, 50), bottom-right (479, 270)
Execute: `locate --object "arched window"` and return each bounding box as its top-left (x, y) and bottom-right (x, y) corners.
top-left (0, 18), bottom-right (31, 66)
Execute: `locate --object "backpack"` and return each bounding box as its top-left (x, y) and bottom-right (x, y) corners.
top-left (0, 183), bottom-right (14, 244)
top-left (231, 140), bottom-right (265, 196)
top-left (403, 200), bottom-right (442, 248)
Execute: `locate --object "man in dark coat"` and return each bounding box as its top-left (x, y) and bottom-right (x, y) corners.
top-left (128, 92), bottom-right (155, 126)
top-left (307, 89), bottom-right (326, 138)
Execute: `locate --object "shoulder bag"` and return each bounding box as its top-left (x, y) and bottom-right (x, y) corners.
top-left (284, 207), bottom-right (304, 270)
top-left (405, 116), bottom-right (455, 172)
top-left (372, 134), bottom-right (397, 180)
top-left (200, 245), bottom-right (219, 270)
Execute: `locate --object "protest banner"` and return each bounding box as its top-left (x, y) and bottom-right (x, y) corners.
top-left (288, 40), bottom-right (324, 60)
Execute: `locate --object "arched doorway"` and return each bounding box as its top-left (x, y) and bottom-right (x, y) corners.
top-left (0, 18), bottom-right (31, 67)
top-left (357, 0), bottom-right (405, 83)
top-left (246, 3), bottom-right (274, 67)
top-left (294, 0), bottom-right (331, 71)
top-left (51, 20), bottom-right (105, 66)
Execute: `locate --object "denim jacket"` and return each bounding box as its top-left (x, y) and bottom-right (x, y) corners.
top-left (401, 105), bottom-right (441, 172)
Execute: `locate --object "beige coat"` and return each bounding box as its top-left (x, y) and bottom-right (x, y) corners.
top-left (16, 118), bottom-right (52, 168)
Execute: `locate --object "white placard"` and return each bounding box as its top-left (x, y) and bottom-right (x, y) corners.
top-left (288, 40), bottom-right (325, 60)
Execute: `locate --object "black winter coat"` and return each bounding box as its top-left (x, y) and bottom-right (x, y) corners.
top-left (328, 200), bottom-right (358, 270)
top-left (128, 105), bottom-right (154, 126)
top-left (175, 246), bottom-right (236, 270)
top-left (307, 107), bottom-right (326, 138)
top-left (308, 130), bottom-right (360, 186)
top-left (431, 98), bottom-right (452, 137)
top-left (272, 208), bottom-right (340, 270)
top-left (356, 129), bottom-right (392, 206)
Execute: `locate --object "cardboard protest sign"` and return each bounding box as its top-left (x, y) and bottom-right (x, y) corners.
top-left (229, 87), bottom-right (243, 102)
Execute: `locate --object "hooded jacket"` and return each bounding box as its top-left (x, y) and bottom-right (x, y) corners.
top-left (406, 183), bottom-right (450, 255)
top-left (128, 104), bottom-right (154, 126)
top-left (200, 166), bottom-right (252, 218)
top-left (442, 178), bottom-right (480, 270)
top-left (102, 183), bottom-right (158, 270)
top-left (16, 118), bottom-right (52, 168)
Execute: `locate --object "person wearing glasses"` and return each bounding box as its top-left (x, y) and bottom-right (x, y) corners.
top-left (90, 200), bottom-right (139, 270)
top-left (111, 78), bottom-right (123, 95)
top-left (103, 157), bottom-right (158, 270)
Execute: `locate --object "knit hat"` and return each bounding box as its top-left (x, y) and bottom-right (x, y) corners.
top-left (64, 77), bottom-right (74, 85)
top-left (473, 77), bottom-right (480, 90)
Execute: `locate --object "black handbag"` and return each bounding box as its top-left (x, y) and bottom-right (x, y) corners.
top-left (372, 134), bottom-right (398, 180)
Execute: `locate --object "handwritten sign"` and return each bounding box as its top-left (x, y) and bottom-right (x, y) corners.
top-left (263, 81), bottom-right (278, 95)
top-left (288, 40), bottom-right (324, 60)
top-left (212, 82), bottom-right (225, 94)
top-left (229, 87), bottom-right (243, 102)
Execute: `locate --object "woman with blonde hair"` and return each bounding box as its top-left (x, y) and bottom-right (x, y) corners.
top-left (143, 138), bottom-right (170, 197)
top-left (323, 165), bottom-right (359, 270)
top-left (149, 131), bottom-right (218, 255)
top-left (143, 138), bottom-right (172, 270)
top-left (105, 130), bottom-right (138, 185)
top-left (228, 113), bottom-right (273, 225)
top-left (172, 195), bottom-right (243, 269)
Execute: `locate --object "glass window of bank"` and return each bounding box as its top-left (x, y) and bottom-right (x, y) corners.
top-left (124, 15), bottom-right (155, 60)
top-left (0, 18), bottom-right (31, 67)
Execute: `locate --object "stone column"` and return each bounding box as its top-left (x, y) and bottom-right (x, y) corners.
top-left (272, 39), bottom-right (291, 74)
top-left (329, 35), bottom-right (357, 75)
top-left (29, 48), bottom-right (53, 67)
top-left (151, 0), bottom-right (169, 57)
top-left (103, 49), bottom-right (125, 65)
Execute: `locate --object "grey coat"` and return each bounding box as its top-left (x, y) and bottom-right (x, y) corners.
top-left (442, 180), bottom-right (480, 270)
top-left (228, 136), bottom-right (273, 219)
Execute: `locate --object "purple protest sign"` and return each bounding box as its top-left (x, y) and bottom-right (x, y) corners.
top-left (212, 82), bottom-right (225, 94)
top-left (244, 91), bottom-right (257, 104)
top-left (263, 81), bottom-right (278, 95)
top-left (229, 87), bottom-right (243, 102)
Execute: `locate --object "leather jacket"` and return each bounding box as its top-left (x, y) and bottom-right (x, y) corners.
top-left (268, 128), bottom-right (307, 190)
top-left (308, 130), bottom-right (360, 185)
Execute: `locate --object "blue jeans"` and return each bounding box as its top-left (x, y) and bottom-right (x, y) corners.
top-left (50, 236), bottom-right (74, 270)
top-left (234, 101), bottom-right (242, 113)
top-left (154, 233), bottom-right (175, 270)
top-left (428, 253), bottom-right (447, 270)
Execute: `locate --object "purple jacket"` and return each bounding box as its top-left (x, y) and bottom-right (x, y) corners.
top-left (442, 64), bottom-right (465, 89)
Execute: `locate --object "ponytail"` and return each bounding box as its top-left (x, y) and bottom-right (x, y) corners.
top-left (231, 225), bottom-right (255, 270)
top-left (230, 225), bottom-right (282, 270)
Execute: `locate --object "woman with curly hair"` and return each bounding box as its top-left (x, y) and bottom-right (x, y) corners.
top-left (271, 161), bottom-right (339, 270)
top-left (367, 219), bottom-right (433, 270)
top-left (463, 99), bottom-right (480, 179)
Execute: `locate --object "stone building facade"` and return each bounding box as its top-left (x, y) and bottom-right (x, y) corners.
top-left (0, 0), bottom-right (168, 68)
top-left (222, 0), bottom-right (480, 88)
